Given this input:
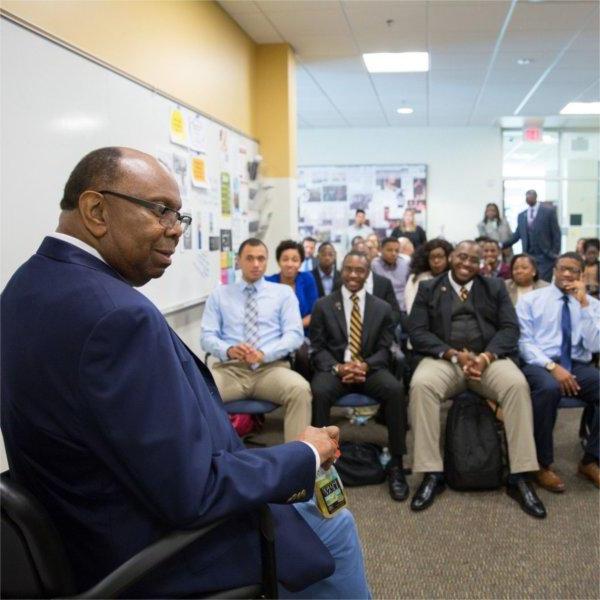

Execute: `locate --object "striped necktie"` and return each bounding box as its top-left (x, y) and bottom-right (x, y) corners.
top-left (349, 293), bottom-right (363, 361)
top-left (244, 284), bottom-right (259, 349)
top-left (459, 286), bottom-right (469, 302)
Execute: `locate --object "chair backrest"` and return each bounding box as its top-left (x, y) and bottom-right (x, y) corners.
top-left (1, 471), bottom-right (76, 598)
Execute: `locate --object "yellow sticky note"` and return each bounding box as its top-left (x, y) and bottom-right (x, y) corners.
top-left (170, 108), bottom-right (187, 145)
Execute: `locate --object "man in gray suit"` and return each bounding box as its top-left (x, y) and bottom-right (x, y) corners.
top-left (503, 190), bottom-right (561, 282)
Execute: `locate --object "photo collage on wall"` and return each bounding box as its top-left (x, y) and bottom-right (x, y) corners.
top-left (297, 164), bottom-right (427, 252)
top-left (159, 105), bottom-right (253, 285)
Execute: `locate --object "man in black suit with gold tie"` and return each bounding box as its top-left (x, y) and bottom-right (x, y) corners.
top-left (408, 240), bottom-right (546, 519)
top-left (309, 251), bottom-right (408, 501)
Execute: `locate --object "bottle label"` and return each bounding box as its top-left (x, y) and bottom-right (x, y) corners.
top-left (315, 467), bottom-right (347, 518)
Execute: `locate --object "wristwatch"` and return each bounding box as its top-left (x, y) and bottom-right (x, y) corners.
top-left (331, 364), bottom-right (340, 376)
top-left (450, 354), bottom-right (459, 365)
top-left (545, 361), bottom-right (557, 372)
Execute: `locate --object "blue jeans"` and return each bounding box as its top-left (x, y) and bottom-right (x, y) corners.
top-left (279, 499), bottom-right (371, 599)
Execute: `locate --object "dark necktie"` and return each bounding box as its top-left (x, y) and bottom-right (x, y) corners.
top-left (560, 294), bottom-right (572, 372)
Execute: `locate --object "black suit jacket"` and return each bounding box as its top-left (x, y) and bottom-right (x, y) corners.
top-left (310, 290), bottom-right (394, 373)
top-left (334, 272), bottom-right (400, 324)
top-left (312, 267), bottom-right (342, 298)
top-left (407, 272), bottom-right (519, 366)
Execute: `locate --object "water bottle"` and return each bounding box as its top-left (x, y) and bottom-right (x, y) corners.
top-left (379, 447), bottom-right (392, 469)
top-left (314, 465), bottom-right (347, 518)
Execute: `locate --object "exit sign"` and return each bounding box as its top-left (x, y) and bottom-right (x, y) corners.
top-left (523, 127), bottom-right (543, 142)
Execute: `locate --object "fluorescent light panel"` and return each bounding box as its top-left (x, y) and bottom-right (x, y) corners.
top-left (363, 52), bottom-right (429, 73)
top-left (396, 107), bottom-right (414, 114)
top-left (560, 102), bottom-right (600, 115)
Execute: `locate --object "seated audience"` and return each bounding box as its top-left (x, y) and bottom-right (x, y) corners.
top-left (301, 236), bottom-right (317, 272)
top-left (366, 233), bottom-right (381, 259)
top-left (352, 236), bottom-right (367, 254)
top-left (266, 239), bottom-right (318, 334)
top-left (201, 238), bottom-right (312, 442)
top-left (391, 208), bottom-right (427, 250)
top-left (345, 209), bottom-right (373, 250)
top-left (405, 238), bottom-right (454, 314)
top-left (476, 202), bottom-right (513, 246)
top-left (312, 241), bottom-right (341, 297)
top-left (582, 238), bottom-right (599, 299)
top-left (310, 251), bottom-right (408, 502)
top-left (1, 147), bottom-right (370, 598)
top-left (397, 236), bottom-right (415, 263)
top-left (505, 253), bottom-right (549, 306)
top-left (365, 236), bottom-right (380, 262)
top-left (408, 240), bottom-right (545, 518)
top-left (371, 237), bottom-right (410, 314)
top-left (517, 252), bottom-right (600, 491)
top-left (480, 238), bottom-right (510, 279)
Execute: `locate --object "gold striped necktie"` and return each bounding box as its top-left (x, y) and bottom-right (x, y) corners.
top-left (349, 293), bottom-right (363, 361)
top-left (459, 286), bottom-right (469, 302)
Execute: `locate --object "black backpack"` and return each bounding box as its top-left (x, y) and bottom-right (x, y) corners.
top-left (335, 442), bottom-right (386, 487)
top-left (444, 392), bottom-right (504, 491)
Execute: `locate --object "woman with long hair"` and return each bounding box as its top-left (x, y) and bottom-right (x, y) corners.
top-left (405, 238), bottom-right (454, 313)
top-left (476, 202), bottom-right (513, 245)
top-left (391, 208), bottom-right (427, 250)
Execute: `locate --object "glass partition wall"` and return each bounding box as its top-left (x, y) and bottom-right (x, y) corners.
top-left (502, 129), bottom-right (599, 254)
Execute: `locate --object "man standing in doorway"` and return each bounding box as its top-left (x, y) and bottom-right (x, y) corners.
top-left (504, 190), bottom-right (561, 282)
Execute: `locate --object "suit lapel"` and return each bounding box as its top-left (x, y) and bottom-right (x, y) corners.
top-left (470, 277), bottom-right (487, 331)
top-left (362, 293), bottom-right (375, 352)
top-left (330, 290), bottom-right (347, 338)
top-left (519, 210), bottom-right (529, 249)
top-left (439, 274), bottom-right (453, 341)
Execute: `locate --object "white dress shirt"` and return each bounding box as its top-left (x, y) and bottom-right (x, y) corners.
top-left (48, 232), bottom-right (107, 264)
top-left (364, 271), bottom-right (374, 294)
top-left (340, 285), bottom-right (366, 362)
top-left (448, 271), bottom-right (474, 297)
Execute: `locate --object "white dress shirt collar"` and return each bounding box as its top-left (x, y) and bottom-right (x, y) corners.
top-left (341, 285), bottom-right (366, 304)
top-left (48, 232), bottom-right (107, 265)
top-left (448, 271), bottom-right (474, 296)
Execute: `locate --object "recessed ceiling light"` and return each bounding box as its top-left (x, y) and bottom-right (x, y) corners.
top-left (363, 52), bottom-right (429, 73)
top-left (396, 107), bottom-right (414, 114)
top-left (517, 58), bottom-right (532, 65)
top-left (560, 102), bottom-right (600, 115)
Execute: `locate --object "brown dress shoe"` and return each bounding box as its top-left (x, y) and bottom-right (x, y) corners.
top-left (578, 461), bottom-right (600, 488)
top-left (535, 468), bottom-right (565, 493)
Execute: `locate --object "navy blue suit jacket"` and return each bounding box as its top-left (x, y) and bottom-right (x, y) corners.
top-left (505, 204), bottom-right (561, 258)
top-left (1, 237), bottom-right (333, 596)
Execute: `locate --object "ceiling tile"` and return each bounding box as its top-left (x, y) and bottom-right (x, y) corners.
top-left (265, 8), bottom-right (348, 37)
top-left (509, 0), bottom-right (597, 30)
top-left (428, 0), bottom-right (511, 32)
top-left (219, 1), bottom-right (262, 16)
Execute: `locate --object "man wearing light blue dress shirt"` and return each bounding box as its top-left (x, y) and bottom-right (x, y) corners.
top-left (517, 252), bottom-right (600, 491)
top-left (201, 238), bottom-right (312, 442)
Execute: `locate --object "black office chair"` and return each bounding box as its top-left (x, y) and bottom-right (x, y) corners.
top-left (0, 471), bottom-right (277, 599)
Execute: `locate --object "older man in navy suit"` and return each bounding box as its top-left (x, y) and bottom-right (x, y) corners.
top-left (0, 147), bottom-right (370, 598)
top-left (503, 189), bottom-right (561, 282)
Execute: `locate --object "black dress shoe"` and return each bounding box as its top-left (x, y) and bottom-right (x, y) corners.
top-left (388, 466), bottom-right (409, 502)
top-left (506, 478), bottom-right (547, 519)
top-left (410, 474), bottom-right (445, 512)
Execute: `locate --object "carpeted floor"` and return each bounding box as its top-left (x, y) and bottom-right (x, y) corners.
top-left (246, 406), bottom-right (600, 599)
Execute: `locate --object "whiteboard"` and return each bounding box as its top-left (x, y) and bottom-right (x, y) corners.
top-left (0, 16), bottom-right (259, 313)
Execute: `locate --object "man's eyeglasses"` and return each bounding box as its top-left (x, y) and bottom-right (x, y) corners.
top-left (99, 190), bottom-right (192, 233)
top-left (455, 253), bottom-right (480, 265)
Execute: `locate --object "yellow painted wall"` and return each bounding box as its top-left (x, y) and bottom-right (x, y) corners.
top-left (1, 0), bottom-right (256, 136)
top-left (254, 44), bottom-right (297, 178)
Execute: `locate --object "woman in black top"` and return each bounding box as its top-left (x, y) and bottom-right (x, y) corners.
top-left (391, 208), bottom-right (426, 250)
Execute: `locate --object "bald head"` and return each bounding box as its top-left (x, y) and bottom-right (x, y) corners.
top-left (57, 147), bottom-right (182, 286)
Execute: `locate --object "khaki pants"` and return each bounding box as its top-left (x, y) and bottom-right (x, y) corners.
top-left (409, 358), bottom-right (539, 474)
top-left (211, 360), bottom-right (312, 442)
